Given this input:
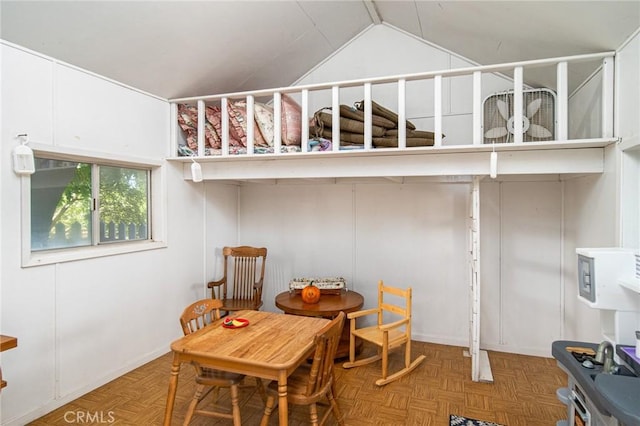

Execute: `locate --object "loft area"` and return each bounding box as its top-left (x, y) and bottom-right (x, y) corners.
top-left (168, 52), bottom-right (616, 181)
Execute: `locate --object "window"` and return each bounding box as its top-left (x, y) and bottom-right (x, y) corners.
top-left (22, 146), bottom-right (165, 267)
top-left (31, 158), bottom-right (150, 251)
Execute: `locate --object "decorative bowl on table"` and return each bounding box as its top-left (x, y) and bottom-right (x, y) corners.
top-left (222, 318), bottom-right (249, 329)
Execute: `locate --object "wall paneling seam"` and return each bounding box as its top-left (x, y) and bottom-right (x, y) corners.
top-left (560, 180), bottom-right (566, 339)
top-left (498, 181), bottom-right (504, 346)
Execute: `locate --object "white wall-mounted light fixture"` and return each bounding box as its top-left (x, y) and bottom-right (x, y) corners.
top-left (190, 157), bottom-right (203, 182)
top-left (13, 134), bottom-right (35, 175)
top-left (489, 144), bottom-right (498, 179)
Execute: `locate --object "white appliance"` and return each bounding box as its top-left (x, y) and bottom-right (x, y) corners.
top-left (483, 88), bottom-right (556, 143)
top-left (576, 248), bottom-right (639, 311)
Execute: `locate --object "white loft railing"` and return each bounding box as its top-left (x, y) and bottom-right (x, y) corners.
top-left (169, 52), bottom-right (616, 158)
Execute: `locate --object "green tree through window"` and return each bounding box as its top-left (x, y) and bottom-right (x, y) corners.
top-left (99, 166), bottom-right (148, 242)
top-left (31, 157), bottom-right (149, 251)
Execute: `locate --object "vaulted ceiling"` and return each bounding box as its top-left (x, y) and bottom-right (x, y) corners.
top-left (1, 1), bottom-right (638, 99)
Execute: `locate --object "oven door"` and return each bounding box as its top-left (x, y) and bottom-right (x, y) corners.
top-left (569, 389), bottom-right (591, 426)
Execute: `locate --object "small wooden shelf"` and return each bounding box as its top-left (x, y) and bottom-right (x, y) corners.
top-left (1, 334), bottom-right (18, 391)
top-left (1, 335), bottom-right (18, 352)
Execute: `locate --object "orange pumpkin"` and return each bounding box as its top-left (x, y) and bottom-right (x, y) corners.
top-left (301, 284), bottom-right (321, 304)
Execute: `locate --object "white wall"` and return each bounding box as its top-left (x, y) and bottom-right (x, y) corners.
top-left (480, 179), bottom-right (565, 355)
top-left (558, 30), bottom-right (640, 344)
top-left (616, 30), bottom-right (640, 336)
top-left (0, 43), bottom-right (205, 425)
top-left (568, 68), bottom-right (603, 140)
top-left (617, 31), bottom-right (640, 250)
top-left (211, 180), bottom-right (471, 346)
top-left (207, 175), bottom-right (601, 357)
top-left (294, 24), bottom-right (514, 145)
top-left (561, 146), bottom-right (619, 344)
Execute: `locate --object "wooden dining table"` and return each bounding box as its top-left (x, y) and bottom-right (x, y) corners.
top-left (163, 309), bottom-right (330, 426)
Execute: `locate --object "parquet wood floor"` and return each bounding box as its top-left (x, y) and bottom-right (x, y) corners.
top-left (28, 341), bottom-right (568, 426)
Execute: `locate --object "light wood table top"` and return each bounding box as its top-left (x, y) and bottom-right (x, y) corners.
top-left (275, 291), bottom-right (364, 359)
top-left (163, 310), bottom-right (329, 426)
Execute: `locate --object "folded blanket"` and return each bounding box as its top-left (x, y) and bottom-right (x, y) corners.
top-left (307, 100), bottom-right (439, 149)
top-left (339, 105), bottom-right (396, 129)
top-left (385, 129), bottom-right (440, 139)
top-left (313, 110), bottom-right (386, 136)
top-left (355, 100), bottom-right (416, 130)
top-left (373, 137), bottom-right (434, 148)
top-left (312, 128), bottom-right (433, 148)
top-left (316, 128), bottom-right (366, 144)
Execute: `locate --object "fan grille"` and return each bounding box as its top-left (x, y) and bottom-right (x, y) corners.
top-left (483, 89), bottom-right (556, 143)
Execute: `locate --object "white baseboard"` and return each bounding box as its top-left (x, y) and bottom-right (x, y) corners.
top-left (412, 332), bottom-right (468, 348)
top-left (412, 333), bottom-right (553, 358)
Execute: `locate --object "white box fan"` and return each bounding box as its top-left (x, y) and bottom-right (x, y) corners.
top-left (483, 89), bottom-right (556, 143)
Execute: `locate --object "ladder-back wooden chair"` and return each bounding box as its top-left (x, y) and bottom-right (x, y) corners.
top-left (342, 280), bottom-right (426, 386)
top-left (260, 312), bottom-right (346, 426)
top-left (179, 298), bottom-right (244, 426)
top-left (208, 246), bottom-right (267, 313)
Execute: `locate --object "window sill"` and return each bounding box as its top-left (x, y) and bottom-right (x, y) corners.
top-left (22, 240), bottom-right (167, 267)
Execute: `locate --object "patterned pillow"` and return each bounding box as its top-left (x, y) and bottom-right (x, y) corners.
top-left (226, 101), bottom-right (269, 147)
top-left (281, 94), bottom-right (302, 146)
top-left (177, 104), bottom-right (221, 149)
top-left (254, 102), bottom-right (275, 147)
top-left (180, 95), bottom-right (303, 151)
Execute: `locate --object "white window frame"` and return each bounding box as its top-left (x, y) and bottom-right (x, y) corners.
top-left (21, 144), bottom-right (167, 267)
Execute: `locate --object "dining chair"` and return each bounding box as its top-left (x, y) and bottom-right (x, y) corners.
top-left (342, 280), bottom-right (426, 386)
top-left (208, 246), bottom-right (267, 313)
top-left (179, 298), bottom-right (244, 426)
top-left (260, 311), bottom-right (346, 426)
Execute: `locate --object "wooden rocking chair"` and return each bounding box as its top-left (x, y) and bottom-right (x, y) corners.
top-left (208, 246), bottom-right (267, 314)
top-left (342, 280), bottom-right (426, 386)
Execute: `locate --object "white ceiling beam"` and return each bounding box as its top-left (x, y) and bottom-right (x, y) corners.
top-left (363, 0), bottom-right (382, 24)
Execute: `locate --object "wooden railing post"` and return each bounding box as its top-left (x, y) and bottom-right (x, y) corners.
top-left (221, 97), bottom-right (230, 156)
top-left (197, 100), bottom-right (205, 156)
top-left (397, 79), bottom-right (406, 149)
top-left (273, 92), bottom-right (282, 153)
top-left (472, 71), bottom-right (482, 145)
top-left (364, 83), bottom-right (373, 150)
top-left (301, 89), bottom-right (309, 153)
top-left (601, 56), bottom-right (615, 138)
top-left (513, 66), bottom-right (524, 144)
top-left (332, 86), bottom-right (340, 151)
top-left (246, 95), bottom-right (255, 155)
top-left (434, 75), bottom-right (443, 147)
top-left (556, 61), bottom-right (568, 141)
